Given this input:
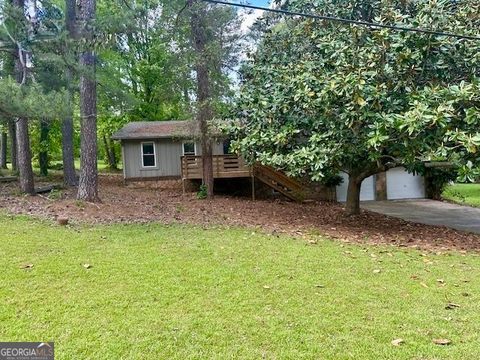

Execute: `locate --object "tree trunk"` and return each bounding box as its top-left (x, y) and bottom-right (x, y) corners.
top-left (189, 0), bottom-right (214, 198)
top-left (0, 131), bottom-right (7, 169)
top-left (201, 138), bottom-right (214, 198)
top-left (4, 12), bottom-right (16, 173)
top-left (77, 50), bottom-right (98, 202)
top-left (13, 0), bottom-right (35, 195)
top-left (345, 176), bottom-right (362, 216)
top-left (16, 118), bottom-right (35, 194)
top-left (102, 134), bottom-right (110, 166)
top-left (63, 0), bottom-right (78, 186)
top-left (62, 70), bottom-right (78, 186)
top-left (102, 134), bottom-right (117, 170)
top-left (39, 119), bottom-right (49, 177)
top-left (110, 142), bottom-right (117, 169)
top-left (65, 0), bottom-right (76, 36)
top-left (8, 120), bottom-right (17, 171)
top-left (77, 0), bottom-right (99, 202)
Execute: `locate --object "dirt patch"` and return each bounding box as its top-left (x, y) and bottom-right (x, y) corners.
top-left (1, 174), bottom-right (479, 251)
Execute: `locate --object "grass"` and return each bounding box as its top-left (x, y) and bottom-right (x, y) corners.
top-left (0, 159), bottom-right (121, 178)
top-left (1, 216), bottom-right (480, 359)
top-left (45, 159), bottom-right (122, 172)
top-left (443, 183), bottom-right (480, 207)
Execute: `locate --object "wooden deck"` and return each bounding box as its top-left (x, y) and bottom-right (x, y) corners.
top-left (181, 156), bottom-right (312, 202)
top-left (181, 155), bottom-right (252, 180)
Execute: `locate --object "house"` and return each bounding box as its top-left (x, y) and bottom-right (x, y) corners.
top-left (112, 121), bottom-right (427, 202)
top-left (111, 120), bottom-right (251, 182)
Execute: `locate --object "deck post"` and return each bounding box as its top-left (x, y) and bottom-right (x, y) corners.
top-left (251, 173), bottom-right (255, 201)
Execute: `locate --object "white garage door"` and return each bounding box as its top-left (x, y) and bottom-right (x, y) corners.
top-left (336, 172), bottom-right (376, 202)
top-left (386, 167), bottom-right (425, 200)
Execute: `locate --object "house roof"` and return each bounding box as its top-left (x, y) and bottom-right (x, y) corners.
top-left (111, 121), bottom-right (198, 140)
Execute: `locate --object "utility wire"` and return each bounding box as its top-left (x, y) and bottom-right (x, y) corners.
top-left (201, 0), bottom-right (480, 41)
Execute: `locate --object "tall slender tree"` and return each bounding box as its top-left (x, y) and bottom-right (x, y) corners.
top-left (8, 120), bottom-right (17, 171)
top-left (3, 10), bottom-right (18, 172)
top-left (13, 0), bottom-right (35, 194)
top-left (38, 119), bottom-right (49, 176)
top-left (189, 0), bottom-right (214, 198)
top-left (77, 0), bottom-right (99, 202)
top-left (62, 0), bottom-right (78, 186)
top-left (0, 130), bottom-right (7, 169)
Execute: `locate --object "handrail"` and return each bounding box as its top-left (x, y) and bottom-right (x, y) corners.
top-left (181, 155), bottom-right (251, 180)
top-left (253, 164), bottom-right (303, 191)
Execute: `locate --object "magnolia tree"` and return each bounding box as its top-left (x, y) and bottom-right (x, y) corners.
top-left (231, 0), bottom-right (480, 215)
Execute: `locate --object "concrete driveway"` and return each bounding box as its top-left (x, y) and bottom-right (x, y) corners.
top-left (362, 199), bottom-right (480, 235)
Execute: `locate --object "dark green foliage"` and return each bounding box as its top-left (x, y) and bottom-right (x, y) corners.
top-left (320, 174), bottom-right (344, 188)
top-left (424, 167), bottom-right (459, 200)
top-left (230, 0), bottom-right (480, 213)
top-left (197, 184), bottom-right (208, 199)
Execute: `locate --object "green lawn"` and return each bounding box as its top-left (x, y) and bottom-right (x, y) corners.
top-left (443, 183), bottom-right (480, 207)
top-left (46, 159), bottom-right (122, 172)
top-left (1, 216), bottom-right (479, 359)
top-left (0, 159), bottom-right (121, 178)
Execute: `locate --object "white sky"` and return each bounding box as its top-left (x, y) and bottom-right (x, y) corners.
top-left (240, 8), bottom-right (264, 34)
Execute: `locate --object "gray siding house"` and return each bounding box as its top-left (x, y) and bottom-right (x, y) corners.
top-left (112, 121), bottom-right (237, 181)
top-left (113, 121), bottom-right (426, 202)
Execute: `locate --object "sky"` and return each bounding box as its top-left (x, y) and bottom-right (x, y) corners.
top-left (249, 0), bottom-right (271, 6)
top-left (240, 0), bottom-right (271, 33)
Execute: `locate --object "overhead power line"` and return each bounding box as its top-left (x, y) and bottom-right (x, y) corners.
top-left (201, 0), bottom-right (480, 41)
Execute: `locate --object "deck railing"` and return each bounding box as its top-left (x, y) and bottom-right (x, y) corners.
top-left (181, 155), bottom-right (252, 180)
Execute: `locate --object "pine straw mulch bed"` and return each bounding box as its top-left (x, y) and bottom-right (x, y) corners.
top-left (1, 174), bottom-right (479, 252)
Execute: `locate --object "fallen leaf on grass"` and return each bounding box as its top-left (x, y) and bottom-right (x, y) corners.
top-left (391, 338), bottom-right (404, 346)
top-left (437, 279), bottom-right (445, 284)
top-left (83, 264), bottom-right (92, 269)
top-left (445, 303), bottom-right (460, 310)
top-left (20, 263), bottom-right (34, 269)
top-left (373, 269), bottom-right (381, 274)
top-left (433, 339), bottom-right (451, 345)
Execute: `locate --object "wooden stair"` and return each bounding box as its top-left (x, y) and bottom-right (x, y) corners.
top-left (253, 164), bottom-right (308, 202)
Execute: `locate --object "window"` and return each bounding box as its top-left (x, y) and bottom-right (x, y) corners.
top-left (183, 142), bottom-right (196, 156)
top-left (141, 142), bottom-right (156, 168)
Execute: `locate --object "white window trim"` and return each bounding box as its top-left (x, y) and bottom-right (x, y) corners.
top-left (141, 142), bottom-right (157, 168)
top-left (182, 141), bottom-right (197, 156)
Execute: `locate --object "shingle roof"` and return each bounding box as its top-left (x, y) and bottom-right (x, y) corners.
top-left (111, 121), bottom-right (198, 140)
